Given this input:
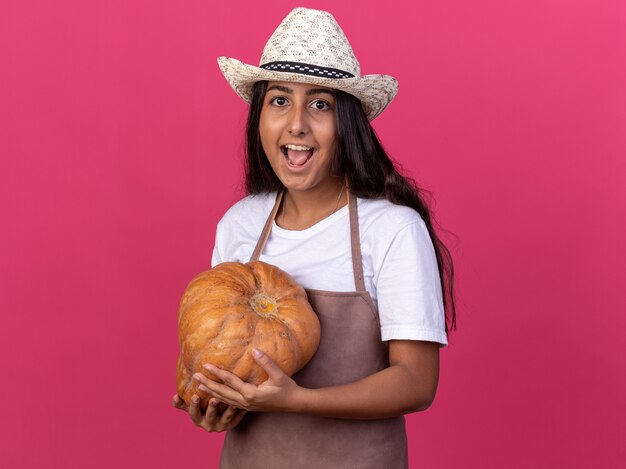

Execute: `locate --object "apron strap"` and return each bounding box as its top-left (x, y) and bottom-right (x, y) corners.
top-left (348, 191), bottom-right (366, 292)
top-left (249, 189), bottom-right (366, 293)
top-left (250, 190), bottom-right (283, 262)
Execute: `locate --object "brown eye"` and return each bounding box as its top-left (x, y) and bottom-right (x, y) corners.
top-left (312, 100), bottom-right (330, 111)
top-left (270, 96), bottom-right (287, 106)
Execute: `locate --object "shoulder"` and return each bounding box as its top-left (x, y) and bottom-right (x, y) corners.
top-left (218, 192), bottom-right (277, 229)
top-left (357, 197), bottom-right (436, 274)
top-left (213, 192), bottom-right (278, 265)
top-left (215, 192), bottom-right (277, 244)
top-left (357, 197), bottom-right (427, 238)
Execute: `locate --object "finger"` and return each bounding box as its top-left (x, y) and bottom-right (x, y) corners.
top-left (188, 395), bottom-right (203, 425)
top-left (201, 364), bottom-right (247, 390)
top-left (172, 394), bottom-right (188, 411)
top-left (219, 404), bottom-right (239, 423)
top-left (193, 369), bottom-right (219, 386)
top-left (193, 372), bottom-right (249, 404)
top-left (203, 398), bottom-right (219, 425)
top-left (227, 408), bottom-right (247, 429)
top-left (197, 380), bottom-right (245, 408)
top-left (252, 348), bottom-right (286, 381)
top-left (219, 405), bottom-right (245, 431)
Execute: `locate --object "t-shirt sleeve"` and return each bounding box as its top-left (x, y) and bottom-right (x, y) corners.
top-left (211, 242), bottom-right (222, 268)
top-left (211, 220), bottom-right (225, 268)
top-left (375, 219), bottom-right (448, 346)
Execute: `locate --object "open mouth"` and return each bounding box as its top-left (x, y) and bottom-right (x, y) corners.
top-left (281, 144), bottom-right (315, 167)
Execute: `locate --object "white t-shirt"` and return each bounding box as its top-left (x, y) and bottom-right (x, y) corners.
top-left (212, 193), bottom-right (448, 346)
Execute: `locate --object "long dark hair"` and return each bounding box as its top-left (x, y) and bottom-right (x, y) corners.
top-left (245, 81), bottom-right (456, 332)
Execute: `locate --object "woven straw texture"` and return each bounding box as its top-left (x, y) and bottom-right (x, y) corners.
top-left (218, 8), bottom-right (398, 120)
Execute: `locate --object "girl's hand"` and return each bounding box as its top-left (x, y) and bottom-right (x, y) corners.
top-left (193, 348), bottom-right (303, 413)
top-left (172, 394), bottom-right (246, 432)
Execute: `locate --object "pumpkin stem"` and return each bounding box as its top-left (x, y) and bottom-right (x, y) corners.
top-left (250, 293), bottom-right (278, 317)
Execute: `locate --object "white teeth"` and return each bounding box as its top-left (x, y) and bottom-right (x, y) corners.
top-left (284, 144), bottom-right (313, 151)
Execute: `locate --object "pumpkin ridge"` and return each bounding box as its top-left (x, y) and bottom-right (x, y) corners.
top-left (244, 262), bottom-right (263, 292)
top-left (214, 264), bottom-right (256, 294)
top-left (276, 317), bottom-right (302, 370)
top-left (267, 318), bottom-right (291, 371)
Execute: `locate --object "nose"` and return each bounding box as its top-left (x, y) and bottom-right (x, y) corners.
top-left (287, 103), bottom-right (308, 136)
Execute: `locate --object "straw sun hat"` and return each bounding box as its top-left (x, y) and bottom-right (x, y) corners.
top-left (217, 7), bottom-right (398, 121)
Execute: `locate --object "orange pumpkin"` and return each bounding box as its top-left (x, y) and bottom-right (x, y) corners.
top-left (176, 261), bottom-right (320, 409)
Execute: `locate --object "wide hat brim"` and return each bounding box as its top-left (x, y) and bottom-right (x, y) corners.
top-left (218, 56), bottom-right (398, 121)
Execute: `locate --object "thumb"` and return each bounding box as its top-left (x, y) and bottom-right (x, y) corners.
top-left (252, 348), bottom-right (285, 381)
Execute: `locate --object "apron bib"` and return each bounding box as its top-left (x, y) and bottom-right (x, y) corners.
top-left (220, 191), bottom-right (408, 469)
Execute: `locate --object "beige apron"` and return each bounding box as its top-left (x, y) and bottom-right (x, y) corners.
top-left (220, 191), bottom-right (408, 469)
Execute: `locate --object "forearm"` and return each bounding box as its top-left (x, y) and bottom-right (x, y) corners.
top-left (194, 341), bottom-right (440, 419)
top-left (291, 363), bottom-right (437, 420)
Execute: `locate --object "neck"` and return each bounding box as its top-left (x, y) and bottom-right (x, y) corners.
top-left (280, 180), bottom-right (346, 230)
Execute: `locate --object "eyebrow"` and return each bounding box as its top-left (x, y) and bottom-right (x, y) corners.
top-left (266, 85), bottom-right (335, 97)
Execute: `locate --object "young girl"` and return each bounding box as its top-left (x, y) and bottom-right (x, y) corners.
top-left (173, 8), bottom-right (455, 468)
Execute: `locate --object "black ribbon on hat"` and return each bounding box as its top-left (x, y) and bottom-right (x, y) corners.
top-left (260, 61), bottom-right (355, 79)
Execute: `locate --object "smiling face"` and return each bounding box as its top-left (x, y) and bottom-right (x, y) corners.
top-left (259, 81), bottom-right (339, 195)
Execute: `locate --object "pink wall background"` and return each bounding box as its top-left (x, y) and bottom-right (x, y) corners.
top-left (2, 0), bottom-right (624, 467)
